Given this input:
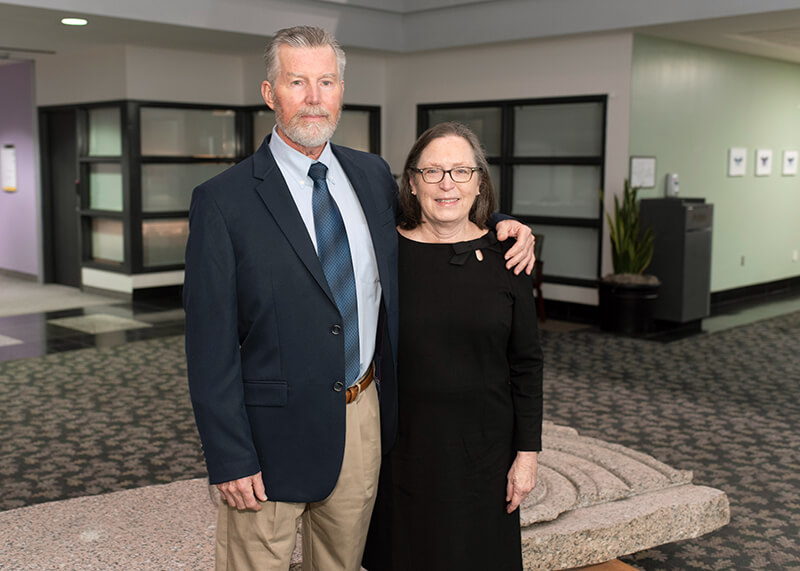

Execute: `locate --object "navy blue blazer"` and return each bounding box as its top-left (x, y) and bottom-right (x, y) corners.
top-left (184, 137), bottom-right (399, 502)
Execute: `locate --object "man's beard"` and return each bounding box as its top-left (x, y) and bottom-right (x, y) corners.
top-left (275, 103), bottom-right (340, 148)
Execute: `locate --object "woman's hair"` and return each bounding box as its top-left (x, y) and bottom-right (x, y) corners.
top-left (264, 26), bottom-right (346, 84)
top-left (398, 122), bottom-right (496, 230)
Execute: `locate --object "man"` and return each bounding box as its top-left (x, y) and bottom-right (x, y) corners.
top-left (184, 26), bottom-right (535, 571)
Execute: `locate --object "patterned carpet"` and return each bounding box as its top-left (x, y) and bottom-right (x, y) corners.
top-left (0, 336), bottom-right (206, 509)
top-left (1, 311), bottom-right (799, 570)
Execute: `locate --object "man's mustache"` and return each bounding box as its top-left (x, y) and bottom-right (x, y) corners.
top-left (295, 106), bottom-right (331, 119)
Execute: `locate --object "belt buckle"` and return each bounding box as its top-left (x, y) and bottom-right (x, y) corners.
top-left (352, 381), bottom-right (364, 404)
top-left (351, 363), bottom-right (373, 405)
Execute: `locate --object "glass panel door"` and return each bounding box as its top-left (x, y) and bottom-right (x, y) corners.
top-left (514, 102), bottom-right (604, 157)
top-left (141, 108), bottom-right (236, 157)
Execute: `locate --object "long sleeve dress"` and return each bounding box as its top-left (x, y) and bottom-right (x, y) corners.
top-left (363, 231), bottom-right (543, 571)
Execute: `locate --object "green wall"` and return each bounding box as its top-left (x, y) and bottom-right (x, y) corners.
top-left (630, 34), bottom-right (800, 293)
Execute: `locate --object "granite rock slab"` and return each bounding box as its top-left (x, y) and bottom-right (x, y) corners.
top-left (0, 478), bottom-right (217, 570)
top-left (520, 423), bottom-right (730, 570)
top-left (0, 423), bottom-right (729, 570)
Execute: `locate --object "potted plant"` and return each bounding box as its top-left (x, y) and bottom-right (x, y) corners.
top-left (599, 179), bottom-right (660, 335)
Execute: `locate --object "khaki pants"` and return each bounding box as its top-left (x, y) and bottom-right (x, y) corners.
top-left (216, 381), bottom-right (381, 571)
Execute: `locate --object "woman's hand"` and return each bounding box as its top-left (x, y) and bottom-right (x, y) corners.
top-left (506, 451), bottom-right (538, 513)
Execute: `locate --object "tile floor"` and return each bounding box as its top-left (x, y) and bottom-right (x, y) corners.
top-left (0, 277), bottom-right (184, 361)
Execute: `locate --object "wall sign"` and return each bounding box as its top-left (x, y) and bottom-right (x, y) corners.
top-left (1, 145), bottom-right (17, 192)
top-left (630, 156), bottom-right (656, 188)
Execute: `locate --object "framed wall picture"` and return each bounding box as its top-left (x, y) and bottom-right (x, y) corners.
top-left (728, 147), bottom-right (746, 176)
top-left (782, 150), bottom-right (798, 176)
top-left (630, 156), bottom-right (656, 188)
top-left (755, 149), bottom-right (773, 176)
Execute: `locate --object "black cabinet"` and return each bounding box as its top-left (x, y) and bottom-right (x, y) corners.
top-left (640, 198), bottom-right (713, 323)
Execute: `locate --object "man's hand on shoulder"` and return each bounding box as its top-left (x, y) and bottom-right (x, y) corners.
top-left (495, 220), bottom-right (536, 275)
top-left (216, 471), bottom-right (268, 511)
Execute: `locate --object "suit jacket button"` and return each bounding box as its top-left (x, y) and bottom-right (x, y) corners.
top-left (331, 324), bottom-right (342, 335)
top-left (333, 381), bottom-right (345, 392)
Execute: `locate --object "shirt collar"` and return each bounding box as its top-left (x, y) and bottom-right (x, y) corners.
top-left (269, 126), bottom-right (334, 184)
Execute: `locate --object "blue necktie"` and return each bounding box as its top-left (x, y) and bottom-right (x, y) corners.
top-left (308, 162), bottom-right (361, 387)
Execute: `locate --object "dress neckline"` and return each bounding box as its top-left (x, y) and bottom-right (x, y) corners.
top-left (397, 229), bottom-right (491, 247)
top-left (398, 230), bottom-right (501, 266)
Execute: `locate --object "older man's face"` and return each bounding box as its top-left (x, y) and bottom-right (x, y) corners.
top-left (262, 44), bottom-right (343, 155)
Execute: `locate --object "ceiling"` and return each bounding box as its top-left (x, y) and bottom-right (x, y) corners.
top-left (0, 3), bottom-right (270, 58)
top-left (640, 8), bottom-right (800, 64)
top-left (312, 0), bottom-right (507, 14)
top-left (2, 0), bottom-right (800, 65)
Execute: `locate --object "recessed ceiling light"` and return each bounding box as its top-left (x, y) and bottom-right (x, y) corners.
top-left (61, 17), bottom-right (88, 26)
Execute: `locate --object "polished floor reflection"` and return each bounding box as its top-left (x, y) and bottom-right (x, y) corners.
top-left (0, 293), bottom-right (184, 362)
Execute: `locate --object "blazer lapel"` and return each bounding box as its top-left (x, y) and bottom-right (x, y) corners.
top-left (252, 138), bottom-right (335, 304)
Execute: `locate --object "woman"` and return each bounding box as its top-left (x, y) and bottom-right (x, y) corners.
top-left (364, 122), bottom-right (543, 570)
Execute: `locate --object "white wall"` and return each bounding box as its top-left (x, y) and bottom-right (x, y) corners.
top-left (125, 46), bottom-right (246, 105)
top-left (35, 45), bottom-right (127, 106)
top-left (339, 49), bottom-right (388, 107)
top-left (35, 44), bottom-right (386, 109)
top-left (35, 45), bottom-right (248, 107)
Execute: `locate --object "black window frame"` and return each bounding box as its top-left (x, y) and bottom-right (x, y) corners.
top-left (41, 100), bottom-right (381, 278)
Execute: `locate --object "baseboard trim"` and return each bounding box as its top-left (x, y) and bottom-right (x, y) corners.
top-left (711, 276), bottom-right (800, 312)
top-left (543, 275), bottom-right (800, 325)
top-left (0, 268), bottom-right (37, 282)
top-left (543, 299), bottom-right (598, 324)
top-left (132, 285), bottom-right (182, 303)
top-left (81, 285), bottom-right (132, 300)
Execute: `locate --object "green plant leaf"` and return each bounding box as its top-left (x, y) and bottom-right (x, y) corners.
top-left (603, 179), bottom-right (655, 275)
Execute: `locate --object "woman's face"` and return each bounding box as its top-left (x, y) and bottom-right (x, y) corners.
top-left (410, 135), bottom-right (480, 228)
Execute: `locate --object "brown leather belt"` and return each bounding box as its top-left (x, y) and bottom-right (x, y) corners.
top-left (346, 364), bottom-right (374, 404)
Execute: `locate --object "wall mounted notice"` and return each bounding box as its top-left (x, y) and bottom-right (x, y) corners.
top-left (1, 145), bottom-right (17, 192)
top-left (630, 156), bottom-right (656, 188)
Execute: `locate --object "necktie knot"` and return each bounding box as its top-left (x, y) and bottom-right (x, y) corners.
top-left (308, 162), bottom-right (328, 184)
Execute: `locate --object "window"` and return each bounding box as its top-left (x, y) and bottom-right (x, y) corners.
top-left (76, 102), bottom-right (240, 274)
top-left (81, 105), bottom-right (127, 267)
top-left (66, 100), bottom-right (382, 278)
top-left (420, 96), bottom-right (606, 286)
top-left (140, 108), bottom-right (236, 157)
top-left (137, 105), bottom-right (238, 270)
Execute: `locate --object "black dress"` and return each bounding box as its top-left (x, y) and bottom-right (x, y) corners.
top-left (364, 231), bottom-right (543, 571)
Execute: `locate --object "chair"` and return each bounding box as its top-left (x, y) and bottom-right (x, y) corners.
top-left (532, 234), bottom-right (545, 321)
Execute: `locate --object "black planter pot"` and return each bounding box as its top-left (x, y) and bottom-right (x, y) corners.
top-left (599, 280), bottom-right (660, 335)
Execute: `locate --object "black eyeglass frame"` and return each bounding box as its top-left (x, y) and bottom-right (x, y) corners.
top-left (412, 166), bottom-right (482, 184)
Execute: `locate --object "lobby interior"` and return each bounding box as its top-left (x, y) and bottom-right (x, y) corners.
top-left (1, 1), bottom-right (800, 569)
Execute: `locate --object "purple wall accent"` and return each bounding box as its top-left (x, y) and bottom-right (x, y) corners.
top-left (0, 60), bottom-right (38, 277)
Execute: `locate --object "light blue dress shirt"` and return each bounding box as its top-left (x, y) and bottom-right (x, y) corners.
top-left (269, 128), bottom-right (382, 379)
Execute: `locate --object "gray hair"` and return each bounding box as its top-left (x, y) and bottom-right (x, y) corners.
top-left (264, 26), bottom-right (346, 84)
